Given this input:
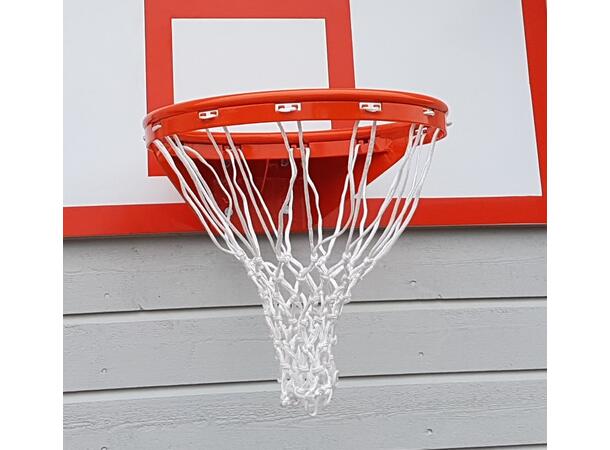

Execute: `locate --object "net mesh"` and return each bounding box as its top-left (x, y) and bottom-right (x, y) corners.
top-left (152, 120), bottom-right (439, 415)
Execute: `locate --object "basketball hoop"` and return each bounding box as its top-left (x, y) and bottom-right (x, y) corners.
top-left (144, 88), bottom-right (449, 415)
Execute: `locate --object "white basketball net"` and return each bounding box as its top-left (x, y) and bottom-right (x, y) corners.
top-left (153, 120), bottom-right (439, 415)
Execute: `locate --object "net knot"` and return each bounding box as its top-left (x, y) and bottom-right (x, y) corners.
top-left (314, 256), bottom-right (328, 268)
top-left (318, 272), bottom-right (331, 282)
top-left (296, 269), bottom-right (309, 282)
top-left (362, 256), bottom-right (375, 268)
top-left (246, 256), bottom-right (264, 277)
top-left (277, 253), bottom-right (292, 264)
top-left (234, 249), bottom-right (248, 261)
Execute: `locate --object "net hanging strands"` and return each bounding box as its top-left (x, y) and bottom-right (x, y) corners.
top-left (144, 89), bottom-right (449, 415)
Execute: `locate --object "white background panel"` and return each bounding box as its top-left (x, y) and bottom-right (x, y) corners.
top-left (172, 19), bottom-right (330, 133)
top-left (64, 0), bottom-right (541, 208)
top-left (64, 0), bottom-right (180, 206)
top-left (351, 0), bottom-right (542, 198)
top-left (172, 19), bottom-right (329, 101)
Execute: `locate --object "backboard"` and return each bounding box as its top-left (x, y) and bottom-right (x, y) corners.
top-left (64, 0), bottom-right (546, 237)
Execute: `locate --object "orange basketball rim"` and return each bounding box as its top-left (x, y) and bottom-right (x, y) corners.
top-left (143, 88), bottom-right (449, 232)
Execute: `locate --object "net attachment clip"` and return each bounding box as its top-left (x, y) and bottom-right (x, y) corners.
top-left (359, 102), bottom-right (382, 113)
top-left (199, 110), bottom-right (219, 120)
top-left (275, 103), bottom-right (302, 113)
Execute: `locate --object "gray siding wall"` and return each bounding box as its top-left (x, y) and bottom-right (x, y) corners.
top-left (64, 227), bottom-right (547, 449)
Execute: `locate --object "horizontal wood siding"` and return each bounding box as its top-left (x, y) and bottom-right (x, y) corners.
top-left (64, 227), bottom-right (546, 449)
top-left (64, 228), bottom-right (546, 314)
top-left (64, 299), bottom-right (546, 392)
top-left (64, 371), bottom-right (546, 450)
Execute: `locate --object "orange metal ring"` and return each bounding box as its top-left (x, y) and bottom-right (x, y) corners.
top-left (143, 88), bottom-right (449, 147)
